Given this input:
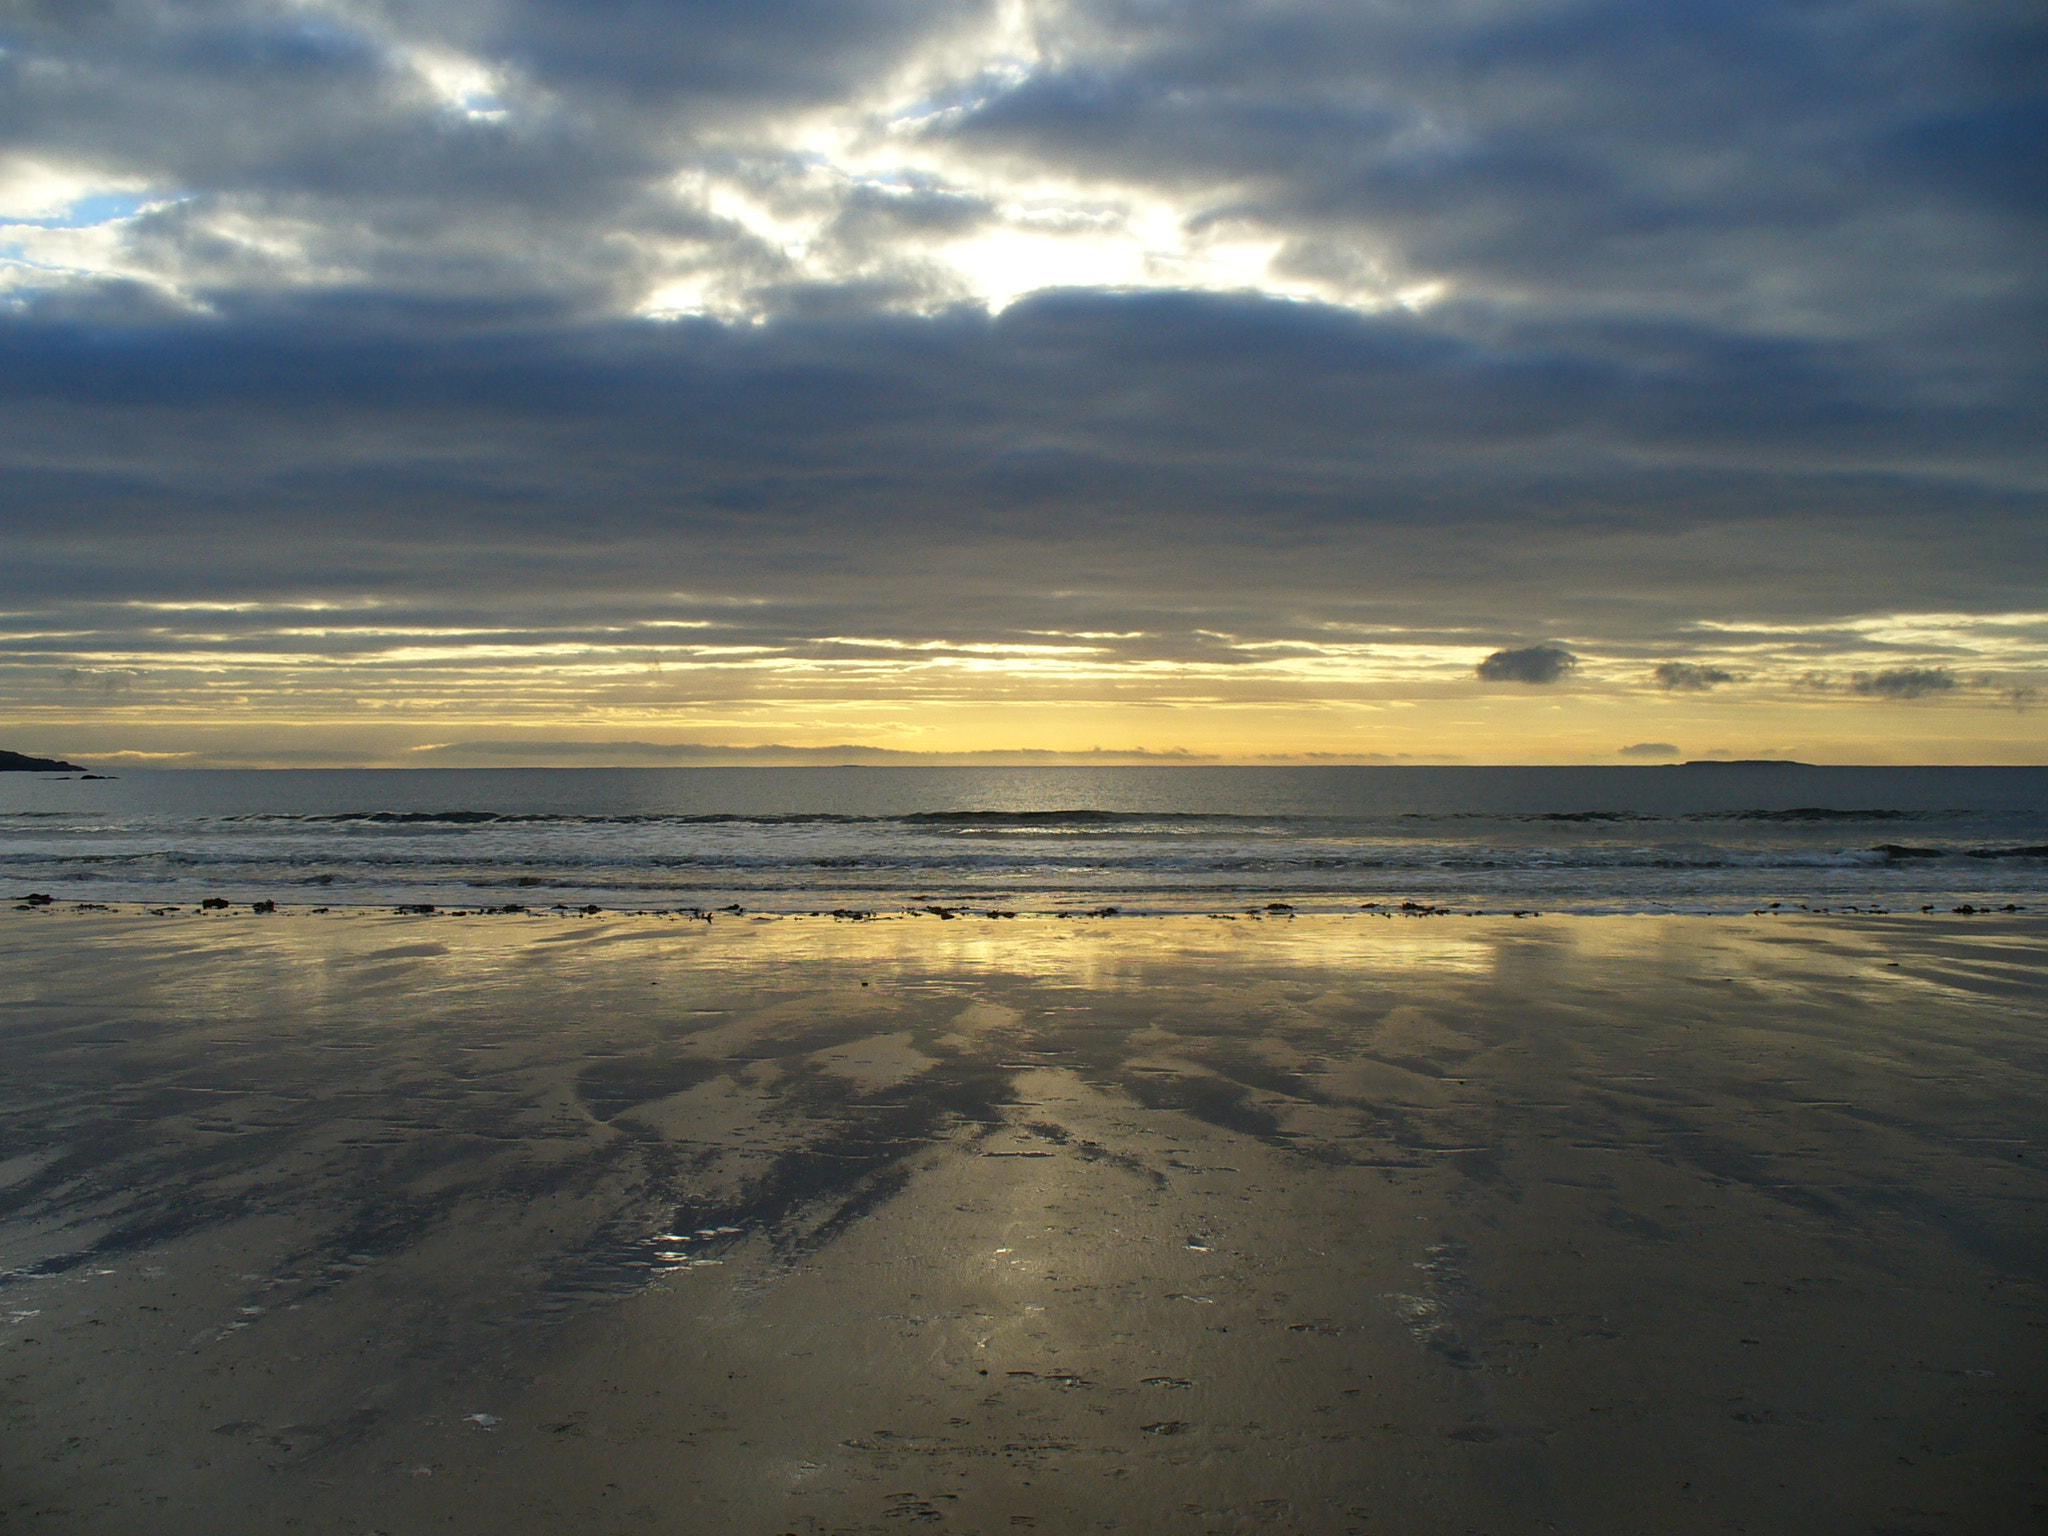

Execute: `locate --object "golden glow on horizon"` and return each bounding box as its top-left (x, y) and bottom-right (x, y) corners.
top-left (4, 602), bottom-right (2044, 767)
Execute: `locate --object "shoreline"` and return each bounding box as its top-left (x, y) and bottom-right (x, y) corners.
top-left (3, 909), bottom-right (2043, 1533)
top-left (7, 760), bottom-right (2044, 926)
top-left (9, 894), bottom-right (2036, 921)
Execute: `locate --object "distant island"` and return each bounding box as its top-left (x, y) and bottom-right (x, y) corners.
top-left (0, 749), bottom-right (88, 772)
top-left (1679, 759), bottom-right (1811, 767)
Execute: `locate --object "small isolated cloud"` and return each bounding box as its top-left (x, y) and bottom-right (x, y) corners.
top-left (1848, 667), bottom-right (1956, 699)
top-left (1619, 742), bottom-right (1680, 758)
top-left (1476, 645), bottom-right (1578, 685)
top-left (1653, 662), bottom-right (1735, 691)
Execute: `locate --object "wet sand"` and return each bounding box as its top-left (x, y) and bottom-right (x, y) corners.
top-left (1, 909), bottom-right (2044, 1534)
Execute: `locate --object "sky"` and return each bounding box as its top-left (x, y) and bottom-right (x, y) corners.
top-left (1, 0), bottom-right (2042, 767)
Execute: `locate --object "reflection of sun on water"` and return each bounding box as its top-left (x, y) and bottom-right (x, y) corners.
top-left (825, 912), bottom-right (1503, 985)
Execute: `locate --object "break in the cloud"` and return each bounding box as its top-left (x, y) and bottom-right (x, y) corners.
top-left (0, 0), bottom-right (2042, 764)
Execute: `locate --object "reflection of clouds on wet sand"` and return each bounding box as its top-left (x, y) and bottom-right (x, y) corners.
top-left (3, 910), bottom-right (2042, 1293)
top-left (1, 911), bottom-right (2045, 1532)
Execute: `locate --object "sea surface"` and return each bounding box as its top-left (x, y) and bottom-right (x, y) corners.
top-left (1, 764), bottom-right (2044, 915)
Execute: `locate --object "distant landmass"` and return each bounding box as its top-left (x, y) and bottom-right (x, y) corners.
top-left (1680, 759), bottom-right (1811, 767)
top-left (0, 749), bottom-right (87, 772)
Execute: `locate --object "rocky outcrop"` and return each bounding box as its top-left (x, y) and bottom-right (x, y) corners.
top-left (0, 750), bottom-right (87, 772)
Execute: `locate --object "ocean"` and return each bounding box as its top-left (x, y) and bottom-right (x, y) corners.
top-left (1, 764), bottom-right (2043, 915)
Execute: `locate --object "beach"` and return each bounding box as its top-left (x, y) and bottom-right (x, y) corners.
top-left (1, 908), bottom-right (2043, 1534)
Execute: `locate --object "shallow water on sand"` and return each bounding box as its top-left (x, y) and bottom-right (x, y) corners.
top-left (0, 911), bottom-right (2044, 1533)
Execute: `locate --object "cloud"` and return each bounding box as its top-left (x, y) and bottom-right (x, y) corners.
top-left (1847, 667), bottom-right (1958, 699)
top-left (0, 298), bottom-right (2041, 762)
top-left (1653, 662), bottom-right (1736, 691)
top-left (1476, 645), bottom-right (1578, 685)
top-left (1618, 742), bottom-right (1680, 758)
top-left (0, 0), bottom-right (2037, 350)
top-left (0, 1), bottom-right (2039, 762)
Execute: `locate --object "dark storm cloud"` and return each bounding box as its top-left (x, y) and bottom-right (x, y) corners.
top-left (0, 303), bottom-right (2023, 602)
top-left (477, 0), bottom-right (958, 103)
top-left (1477, 645), bottom-right (1577, 685)
top-left (0, 295), bottom-right (2039, 651)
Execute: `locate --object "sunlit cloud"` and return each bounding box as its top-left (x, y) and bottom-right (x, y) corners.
top-left (625, 2), bottom-right (1457, 320)
top-left (0, 158), bottom-right (154, 223)
top-left (406, 48), bottom-right (511, 122)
